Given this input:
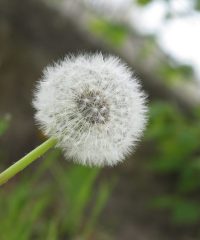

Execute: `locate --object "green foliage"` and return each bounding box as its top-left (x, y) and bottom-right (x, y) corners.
top-left (0, 114), bottom-right (11, 136)
top-left (159, 64), bottom-right (194, 84)
top-left (146, 102), bottom-right (199, 173)
top-left (90, 19), bottom-right (128, 46)
top-left (136, 0), bottom-right (152, 5)
top-left (196, 0), bottom-right (200, 11)
top-left (83, 180), bottom-right (114, 238)
top-left (136, 0), bottom-right (200, 12)
top-left (0, 149), bottom-right (113, 239)
top-left (147, 102), bottom-right (200, 224)
top-left (152, 196), bottom-right (200, 224)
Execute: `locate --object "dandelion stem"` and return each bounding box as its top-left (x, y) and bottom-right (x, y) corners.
top-left (0, 137), bottom-right (57, 186)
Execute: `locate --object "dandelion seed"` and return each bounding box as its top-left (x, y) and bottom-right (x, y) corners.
top-left (33, 53), bottom-right (148, 166)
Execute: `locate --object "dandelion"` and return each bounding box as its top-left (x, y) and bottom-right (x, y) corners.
top-left (0, 53), bottom-right (147, 185)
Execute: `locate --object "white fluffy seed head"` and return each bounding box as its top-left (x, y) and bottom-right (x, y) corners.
top-left (33, 53), bottom-right (148, 166)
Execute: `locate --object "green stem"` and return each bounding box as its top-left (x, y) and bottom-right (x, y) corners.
top-left (0, 137), bottom-right (57, 186)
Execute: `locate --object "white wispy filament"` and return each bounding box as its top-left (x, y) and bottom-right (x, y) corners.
top-left (33, 53), bottom-right (147, 166)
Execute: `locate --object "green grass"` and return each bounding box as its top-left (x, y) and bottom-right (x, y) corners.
top-left (146, 102), bottom-right (200, 225)
top-left (0, 117), bottom-right (113, 239)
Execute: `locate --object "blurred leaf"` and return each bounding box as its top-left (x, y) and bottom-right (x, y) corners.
top-left (30, 149), bottom-right (61, 183)
top-left (151, 196), bottom-right (200, 224)
top-left (159, 64), bottom-right (194, 84)
top-left (136, 0), bottom-right (152, 5)
top-left (50, 163), bottom-right (107, 236)
top-left (13, 196), bottom-right (50, 240)
top-left (90, 19), bottom-right (127, 46)
top-left (146, 102), bottom-right (183, 140)
top-left (46, 219), bottom-right (59, 240)
top-left (150, 156), bottom-right (184, 173)
top-left (65, 166), bottom-right (100, 234)
top-left (177, 158), bottom-right (200, 193)
top-left (151, 195), bottom-right (175, 209)
top-left (148, 101), bottom-right (200, 226)
top-left (0, 114), bottom-right (11, 136)
top-left (195, 0), bottom-right (200, 11)
top-left (0, 178), bottom-right (51, 240)
top-left (147, 102), bottom-right (200, 174)
top-left (172, 200), bottom-right (200, 224)
top-left (83, 180), bottom-right (115, 238)
top-left (191, 157), bottom-right (200, 170)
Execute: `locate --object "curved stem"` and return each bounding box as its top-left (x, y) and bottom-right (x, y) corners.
top-left (0, 137), bottom-right (57, 186)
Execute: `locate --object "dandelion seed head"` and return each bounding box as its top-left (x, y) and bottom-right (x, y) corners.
top-left (75, 88), bottom-right (110, 124)
top-left (33, 53), bottom-right (148, 166)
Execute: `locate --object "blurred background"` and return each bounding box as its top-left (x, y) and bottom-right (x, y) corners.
top-left (0, 0), bottom-right (200, 239)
